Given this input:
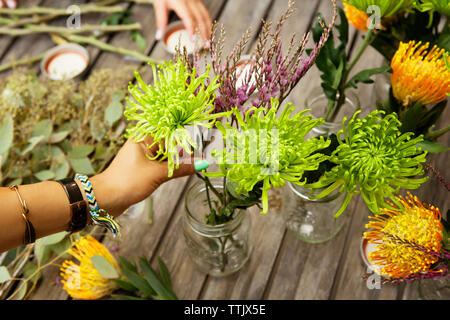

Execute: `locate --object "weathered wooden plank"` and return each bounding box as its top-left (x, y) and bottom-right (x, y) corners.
top-left (0, 0), bottom-right (86, 76)
top-left (28, 0), bottom-right (227, 300)
top-left (199, 0), bottom-right (324, 300)
top-left (0, 0), bottom-right (44, 58)
top-left (148, 0), bottom-right (278, 300)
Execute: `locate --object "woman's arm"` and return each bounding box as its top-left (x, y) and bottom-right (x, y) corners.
top-left (0, 139), bottom-right (202, 252)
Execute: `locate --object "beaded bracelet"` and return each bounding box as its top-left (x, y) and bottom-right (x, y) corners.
top-left (74, 173), bottom-right (120, 236)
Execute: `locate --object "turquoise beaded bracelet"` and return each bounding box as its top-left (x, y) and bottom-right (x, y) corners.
top-left (75, 173), bottom-right (120, 236)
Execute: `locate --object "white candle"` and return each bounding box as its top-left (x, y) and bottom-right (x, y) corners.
top-left (45, 51), bottom-right (88, 80)
top-left (236, 60), bottom-right (257, 89)
top-left (362, 238), bottom-right (384, 275)
top-left (164, 27), bottom-right (197, 55)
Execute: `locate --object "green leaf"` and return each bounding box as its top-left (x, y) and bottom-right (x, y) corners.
top-left (157, 257), bottom-right (172, 289)
top-left (20, 135), bottom-right (45, 156)
top-left (346, 66), bottom-right (392, 89)
top-left (131, 31), bottom-right (147, 52)
top-left (120, 262), bottom-right (156, 297)
top-left (138, 257), bottom-right (178, 300)
top-left (105, 100), bottom-right (123, 127)
top-left (68, 157), bottom-right (95, 175)
top-left (48, 130), bottom-right (70, 144)
top-left (34, 169), bottom-right (55, 181)
top-left (114, 278), bottom-right (138, 293)
top-left (68, 144), bottom-right (95, 159)
top-left (11, 280), bottom-right (27, 300)
top-left (31, 119), bottom-right (53, 141)
top-left (34, 239), bottom-right (53, 264)
top-left (415, 140), bottom-right (450, 154)
top-left (22, 261), bottom-right (41, 284)
top-left (40, 231), bottom-right (68, 246)
top-left (90, 255), bottom-right (120, 279)
top-left (0, 266), bottom-right (12, 284)
top-left (0, 114), bottom-right (13, 155)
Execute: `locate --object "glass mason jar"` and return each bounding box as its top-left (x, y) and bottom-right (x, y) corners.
top-left (284, 183), bottom-right (347, 243)
top-left (418, 277), bottom-right (450, 300)
top-left (305, 87), bottom-right (361, 138)
top-left (183, 179), bottom-right (252, 277)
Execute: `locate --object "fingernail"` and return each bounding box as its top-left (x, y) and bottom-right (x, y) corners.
top-left (194, 160), bottom-right (210, 171)
top-left (155, 29), bottom-right (163, 41)
top-left (204, 40), bottom-right (211, 49)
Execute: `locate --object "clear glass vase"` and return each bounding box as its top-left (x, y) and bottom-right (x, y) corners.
top-left (284, 183), bottom-right (347, 244)
top-left (183, 179), bottom-right (252, 277)
top-left (305, 87), bottom-right (361, 138)
top-left (418, 277), bottom-right (450, 300)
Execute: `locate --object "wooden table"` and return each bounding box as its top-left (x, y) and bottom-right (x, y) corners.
top-left (1, 0), bottom-right (448, 300)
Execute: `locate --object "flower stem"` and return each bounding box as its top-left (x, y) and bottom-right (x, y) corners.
top-left (325, 28), bottom-right (375, 122)
top-left (0, 23), bottom-right (142, 36)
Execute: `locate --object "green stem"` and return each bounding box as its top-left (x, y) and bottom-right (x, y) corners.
top-left (64, 34), bottom-right (161, 64)
top-left (0, 4), bottom-right (124, 16)
top-left (425, 125), bottom-right (450, 139)
top-left (0, 23), bottom-right (141, 36)
top-left (325, 28), bottom-right (375, 122)
top-left (0, 51), bottom-right (47, 73)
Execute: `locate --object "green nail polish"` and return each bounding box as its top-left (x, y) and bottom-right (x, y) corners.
top-left (194, 160), bottom-right (209, 171)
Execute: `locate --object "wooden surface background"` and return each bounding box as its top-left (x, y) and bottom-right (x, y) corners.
top-left (1, 0), bottom-right (448, 300)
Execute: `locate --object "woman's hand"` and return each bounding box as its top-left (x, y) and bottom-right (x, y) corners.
top-left (90, 139), bottom-right (204, 217)
top-left (0, 0), bottom-right (17, 8)
top-left (153, 0), bottom-right (212, 44)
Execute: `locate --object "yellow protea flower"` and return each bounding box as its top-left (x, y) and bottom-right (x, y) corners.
top-left (60, 235), bottom-right (119, 300)
top-left (343, 3), bottom-right (369, 31)
top-left (364, 193), bottom-right (444, 278)
top-left (391, 41), bottom-right (450, 107)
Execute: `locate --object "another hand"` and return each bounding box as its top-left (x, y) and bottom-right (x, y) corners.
top-left (90, 139), bottom-right (203, 217)
top-left (0, 0), bottom-right (17, 8)
top-left (153, 0), bottom-right (212, 44)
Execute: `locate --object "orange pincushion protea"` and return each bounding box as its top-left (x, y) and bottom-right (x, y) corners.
top-left (364, 193), bottom-right (444, 278)
top-left (343, 3), bottom-right (369, 31)
top-left (60, 235), bottom-right (119, 300)
top-left (391, 41), bottom-right (450, 107)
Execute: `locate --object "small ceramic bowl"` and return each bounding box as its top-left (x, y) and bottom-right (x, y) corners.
top-left (162, 21), bottom-right (200, 55)
top-left (41, 43), bottom-right (89, 81)
top-left (360, 235), bottom-right (384, 276)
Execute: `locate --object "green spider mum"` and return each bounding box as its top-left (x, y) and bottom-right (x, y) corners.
top-left (208, 98), bottom-right (331, 214)
top-left (344, 0), bottom-right (413, 18)
top-left (124, 59), bottom-right (229, 177)
top-left (306, 110), bottom-right (428, 217)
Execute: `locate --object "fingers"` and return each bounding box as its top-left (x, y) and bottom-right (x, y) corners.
top-left (153, 0), bottom-right (169, 40)
top-left (188, 0), bottom-right (212, 43)
top-left (170, 0), bottom-right (196, 40)
top-left (1, 0), bottom-right (17, 8)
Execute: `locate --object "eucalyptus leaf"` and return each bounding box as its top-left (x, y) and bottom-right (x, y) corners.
top-left (48, 130), bottom-right (70, 144)
top-left (0, 266), bottom-right (12, 284)
top-left (20, 135), bottom-right (45, 156)
top-left (90, 255), bottom-right (120, 279)
top-left (34, 239), bottom-right (53, 264)
top-left (0, 114), bottom-right (13, 155)
top-left (31, 119), bottom-right (53, 141)
top-left (69, 157), bottom-right (95, 175)
top-left (40, 231), bottom-right (68, 246)
top-left (105, 100), bottom-right (123, 127)
top-left (68, 145), bottom-right (95, 159)
top-left (34, 170), bottom-right (55, 181)
top-left (11, 280), bottom-right (27, 300)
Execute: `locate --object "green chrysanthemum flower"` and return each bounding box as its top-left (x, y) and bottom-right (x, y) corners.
top-left (208, 99), bottom-right (331, 214)
top-left (306, 110), bottom-right (428, 217)
top-left (124, 59), bottom-right (229, 177)
top-left (414, 0), bottom-right (450, 16)
top-left (344, 0), bottom-right (413, 18)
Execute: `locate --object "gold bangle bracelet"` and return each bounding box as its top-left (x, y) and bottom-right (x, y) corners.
top-left (9, 185), bottom-right (36, 245)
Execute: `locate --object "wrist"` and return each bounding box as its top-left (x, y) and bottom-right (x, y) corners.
top-left (89, 173), bottom-right (128, 218)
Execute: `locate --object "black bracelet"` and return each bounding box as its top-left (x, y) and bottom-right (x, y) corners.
top-left (57, 178), bottom-right (88, 233)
